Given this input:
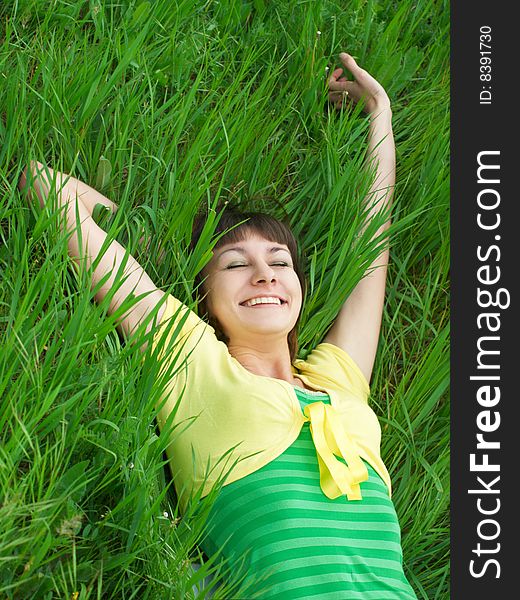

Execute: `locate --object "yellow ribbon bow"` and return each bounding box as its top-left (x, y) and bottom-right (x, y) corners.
top-left (303, 401), bottom-right (369, 501)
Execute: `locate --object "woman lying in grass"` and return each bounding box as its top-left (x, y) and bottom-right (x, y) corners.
top-left (20, 52), bottom-right (417, 599)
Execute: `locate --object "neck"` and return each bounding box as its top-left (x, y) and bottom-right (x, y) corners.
top-left (227, 337), bottom-right (301, 386)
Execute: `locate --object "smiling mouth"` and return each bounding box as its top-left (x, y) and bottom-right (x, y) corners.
top-left (240, 296), bottom-right (286, 307)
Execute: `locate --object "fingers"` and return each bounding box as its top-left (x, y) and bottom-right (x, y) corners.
top-left (328, 52), bottom-right (362, 92)
top-left (327, 52), bottom-right (380, 111)
top-left (328, 73), bottom-right (350, 95)
top-left (329, 67), bottom-right (344, 81)
top-left (339, 52), bottom-right (361, 74)
top-left (327, 67), bottom-right (344, 90)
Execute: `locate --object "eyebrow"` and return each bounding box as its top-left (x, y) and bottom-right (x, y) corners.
top-left (217, 246), bottom-right (290, 259)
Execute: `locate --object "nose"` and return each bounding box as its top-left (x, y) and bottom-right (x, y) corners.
top-left (251, 261), bottom-right (276, 284)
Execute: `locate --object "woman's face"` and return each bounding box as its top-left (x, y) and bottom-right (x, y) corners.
top-left (203, 233), bottom-right (303, 345)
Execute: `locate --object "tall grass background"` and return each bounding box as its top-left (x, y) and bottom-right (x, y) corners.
top-left (0, 0), bottom-right (449, 598)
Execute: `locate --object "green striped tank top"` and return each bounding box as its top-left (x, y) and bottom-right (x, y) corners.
top-left (200, 387), bottom-right (417, 599)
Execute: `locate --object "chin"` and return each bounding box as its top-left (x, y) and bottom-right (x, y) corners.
top-left (244, 320), bottom-right (296, 337)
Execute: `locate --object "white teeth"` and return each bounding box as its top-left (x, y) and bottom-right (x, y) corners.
top-left (244, 297), bottom-right (282, 307)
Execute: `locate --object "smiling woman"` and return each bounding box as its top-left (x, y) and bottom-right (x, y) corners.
top-left (148, 51), bottom-right (413, 598)
top-left (19, 52), bottom-right (417, 599)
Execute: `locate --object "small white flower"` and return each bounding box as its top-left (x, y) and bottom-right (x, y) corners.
top-left (163, 511), bottom-right (169, 518)
top-left (128, 462), bottom-right (134, 469)
top-left (317, 30), bottom-right (321, 36)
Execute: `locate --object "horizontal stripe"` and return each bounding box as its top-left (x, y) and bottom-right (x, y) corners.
top-left (258, 571), bottom-right (417, 596)
top-left (268, 580), bottom-right (417, 600)
top-left (260, 551), bottom-right (407, 575)
top-left (252, 547), bottom-right (404, 571)
top-left (219, 471), bottom-right (389, 497)
top-left (272, 590), bottom-right (410, 600)
top-left (216, 503), bottom-right (401, 542)
top-left (214, 489), bottom-right (399, 526)
top-left (229, 512), bottom-right (401, 539)
top-left (224, 471), bottom-right (391, 499)
top-left (257, 562), bottom-right (417, 590)
top-left (222, 533), bottom-right (404, 559)
top-left (216, 476), bottom-right (393, 516)
top-left (219, 522), bottom-right (401, 550)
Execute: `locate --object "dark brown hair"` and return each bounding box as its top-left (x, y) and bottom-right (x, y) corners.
top-left (190, 209), bottom-right (306, 361)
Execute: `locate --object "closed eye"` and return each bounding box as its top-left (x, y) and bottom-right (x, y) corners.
top-left (226, 261), bottom-right (291, 269)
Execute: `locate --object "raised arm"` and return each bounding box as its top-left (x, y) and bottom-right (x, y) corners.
top-left (19, 161), bottom-right (165, 343)
top-left (323, 53), bottom-right (395, 383)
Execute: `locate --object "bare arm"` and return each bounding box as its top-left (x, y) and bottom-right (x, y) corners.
top-left (19, 161), bottom-right (165, 342)
top-left (324, 53), bottom-right (395, 383)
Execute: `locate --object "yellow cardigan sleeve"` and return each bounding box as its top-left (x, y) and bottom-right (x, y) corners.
top-left (152, 294), bottom-right (216, 365)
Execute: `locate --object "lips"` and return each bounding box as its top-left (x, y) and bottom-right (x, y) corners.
top-left (240, 296), bottom-right (286, 307)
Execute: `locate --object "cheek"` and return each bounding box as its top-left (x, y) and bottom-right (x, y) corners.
top-left (292, 276), bottom-right (303, 305)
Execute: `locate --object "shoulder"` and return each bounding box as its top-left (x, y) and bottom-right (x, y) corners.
top-left (151, 294), bottom-right (220, 361)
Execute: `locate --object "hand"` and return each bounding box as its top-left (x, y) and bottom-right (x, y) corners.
top-left (19, 161), bottom-right (119, 217)
top-left (328, 52), bottom-right (390, 115)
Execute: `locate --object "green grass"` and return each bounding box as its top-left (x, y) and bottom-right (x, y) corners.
top-left (0, 0), bottom-right (449, 598)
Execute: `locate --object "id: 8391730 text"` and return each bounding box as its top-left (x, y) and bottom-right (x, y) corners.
top-left (479, 25), bottom-right (492, 105)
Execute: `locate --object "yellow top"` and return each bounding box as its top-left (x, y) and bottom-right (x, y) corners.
top-left (152, 294), bottom-right (392, 514)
